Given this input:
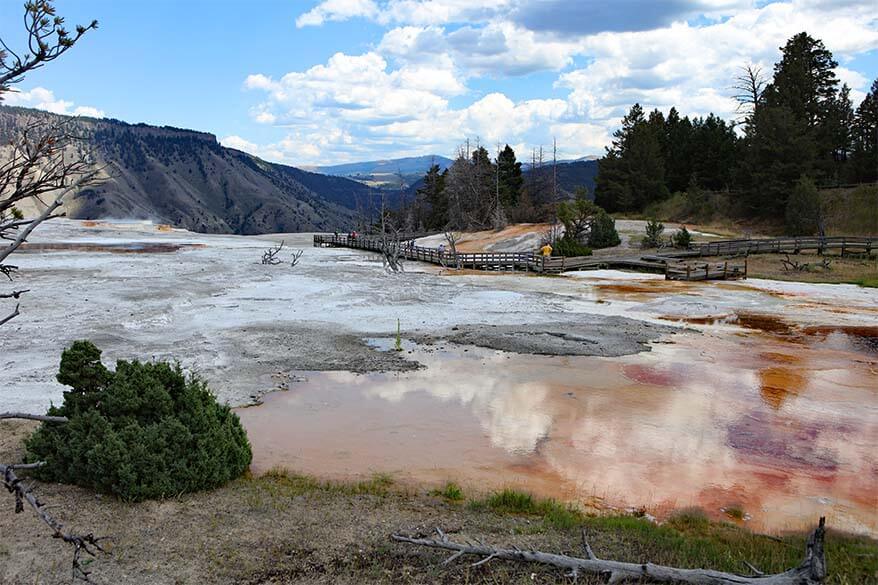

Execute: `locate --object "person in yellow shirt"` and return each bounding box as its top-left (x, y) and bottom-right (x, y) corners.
top-left (540, 242), bottom-right (553, 257)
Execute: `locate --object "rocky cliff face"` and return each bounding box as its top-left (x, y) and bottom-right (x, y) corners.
top-left (0, 106), bottom-right (375, 234)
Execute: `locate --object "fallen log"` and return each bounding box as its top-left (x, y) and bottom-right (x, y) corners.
top-left (0, 411), bottom-right (69, 423)
top-left (392, 518), bottom-right (826, 584)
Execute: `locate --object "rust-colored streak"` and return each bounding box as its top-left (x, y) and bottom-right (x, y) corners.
top-left (622, 364), bottom-right (687, 387)
top-left (734, 312), bottom-right (795, 335)
top-left (758, 367), bottom-right (804, 409)
top-left (595, 282), bottom-right (694, 297)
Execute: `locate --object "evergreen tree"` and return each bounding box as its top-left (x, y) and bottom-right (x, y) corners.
top-left (496, 144), bottom-right (523, 209)
top-left (595, 104), bottom-right (668, 212)
top-left (785, 175), bottom-right (822, 235)
top-left (762, 32), bottom-right (841, 182)
top-left (851, 79), bottom-right (878, 183)
top-left (470, 145), bottom-right (497, 227)
top-left (417, 163), bottom-right (447, 230)
top-left (689, 114), bottom-right (736, 191)
top-left (664, 107), bottom-right (695, 193)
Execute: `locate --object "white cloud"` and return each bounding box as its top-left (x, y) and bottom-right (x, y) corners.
top-left (296, 0), bottom-right (378, 28)
top-left (2, 86), bottom-right (105, 118)
top-left (252, 0), bottom-right (878, 165)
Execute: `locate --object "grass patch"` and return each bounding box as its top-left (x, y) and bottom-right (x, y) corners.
top-left (849, 277), bottom-right (878, 288)
top-left (470, 488), bottom-right (582, 530)
top-left (253, 467), bottom-right (396, 499)
top-left (465, 491), bottom-right (876, 583)
top-left (581, 514), bottom-right (877, 584)
top-left (431, 481), bottom-right (464, 501)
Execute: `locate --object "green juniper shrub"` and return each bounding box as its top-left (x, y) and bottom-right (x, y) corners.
top-left (26, 341), bottom-right (252, 501)
top-left (553, 237), bottom-right (593, 257)
top-left (587, 208), bottom-right (622, 249)
top-left (641, 219), bottom-right (665, 248)
top-left (672, 226), bottom-right (692, 249)
top-left (785, 176), bottom-right (822, 236)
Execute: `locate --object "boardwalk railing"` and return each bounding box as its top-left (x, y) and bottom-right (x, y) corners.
top-left (692, 236), bottom-right (877, 257)
top-left (314, 234), bottom-right (543, 272)
top-left (313, 234), bottom-right (747, 280)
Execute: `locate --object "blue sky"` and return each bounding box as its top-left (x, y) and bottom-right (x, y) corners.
top-left (1, 0), bottom-right (876, 166)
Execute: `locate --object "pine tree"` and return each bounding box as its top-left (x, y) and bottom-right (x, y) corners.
top-left (496, 144), bottom-right (523, 209)
top-left (417, 163), bottom-right (447, 230)
top-left (851, 79), bottom-right (878, 183)
top-left (595, 104), bottom-right (669, 212)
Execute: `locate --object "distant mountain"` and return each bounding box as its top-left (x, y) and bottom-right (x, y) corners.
top-left (315, 155), bottom-right (454, 190)
top-left (0, 106), bottom-right (379, 234)
top-left (521, 155), bottom-right (599, 171)
top-left (552, 159), bottom-right (600, 197)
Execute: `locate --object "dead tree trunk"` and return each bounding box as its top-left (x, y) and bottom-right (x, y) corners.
top-left (393, 518), bottom-right (827, 585)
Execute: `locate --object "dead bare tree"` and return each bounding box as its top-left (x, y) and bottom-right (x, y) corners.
top-left (442, 230), bottom-right (460, 268)
top-left (732, 64), bottom-right (766, 122)
top-left (1, 1), bottom-right (104, 580)
top-left (289, 248), bottom-right (304, 267)
top-left (261, 240), bottom-right (285, 264)
top-left (379, 193), bottom-right (404, 272)
top-left (394, 518), bottom-right (827, 584)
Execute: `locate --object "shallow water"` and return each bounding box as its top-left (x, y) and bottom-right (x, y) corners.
top-left (238, 327), bottom-right (878, 537)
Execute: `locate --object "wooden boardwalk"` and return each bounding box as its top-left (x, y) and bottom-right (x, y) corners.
top-left (692, 235), bottom-right (877, 257)
top-left (313, 234), bottom-right (747, 281)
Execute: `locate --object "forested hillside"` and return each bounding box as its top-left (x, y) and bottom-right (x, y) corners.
top-left (594, 32), bottom-right (878, 234)
top-left (0, 107), bottom-right (375, 234)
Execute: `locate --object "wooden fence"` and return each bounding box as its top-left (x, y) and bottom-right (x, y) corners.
top-left (692, 236), bottom-right (877, 257)
top-left (313, 234), bottom-right (746, 280)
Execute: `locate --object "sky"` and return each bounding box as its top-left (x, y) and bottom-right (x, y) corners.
top-left (1, 0), bottom-right (877, 167)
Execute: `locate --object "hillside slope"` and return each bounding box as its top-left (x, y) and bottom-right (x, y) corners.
top-left (0, 106), bottom-right (376, 234)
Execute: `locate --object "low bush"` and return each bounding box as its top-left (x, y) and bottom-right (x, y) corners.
top-left (553, 237), bottom-right (593, 257)
top-left (672, 226), bottom-right (692, 249)
top-left (432, 481), bottom-right (464, 501)
top-left (26, 341), bottom-right (252, 501)
top-left (588, 209), bottom-right (622, 249)
top-left (641, 219), bottom-right (665, 248)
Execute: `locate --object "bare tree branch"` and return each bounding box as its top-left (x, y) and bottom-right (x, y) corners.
top-left (2, 463), bottom-right (108, 582)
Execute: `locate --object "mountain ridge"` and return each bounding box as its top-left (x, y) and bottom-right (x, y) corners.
top-left (0, 106), bottom-right (377, 234)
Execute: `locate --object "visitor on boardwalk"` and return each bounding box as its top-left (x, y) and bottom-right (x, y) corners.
top-left (540, 242), bottom-right (553, 257)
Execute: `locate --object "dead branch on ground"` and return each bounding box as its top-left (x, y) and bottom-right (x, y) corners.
top-left (393, 518), bottom-right (827, 584)
top-left (780, 254), bottom-right (830, 272)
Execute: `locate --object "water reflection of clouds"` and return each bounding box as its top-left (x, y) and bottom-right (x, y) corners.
top-left (359, 353), bottom-right (556, 455)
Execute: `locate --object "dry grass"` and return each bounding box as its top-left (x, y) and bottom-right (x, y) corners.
top-left (723, 253), bottom-right (878, 285)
